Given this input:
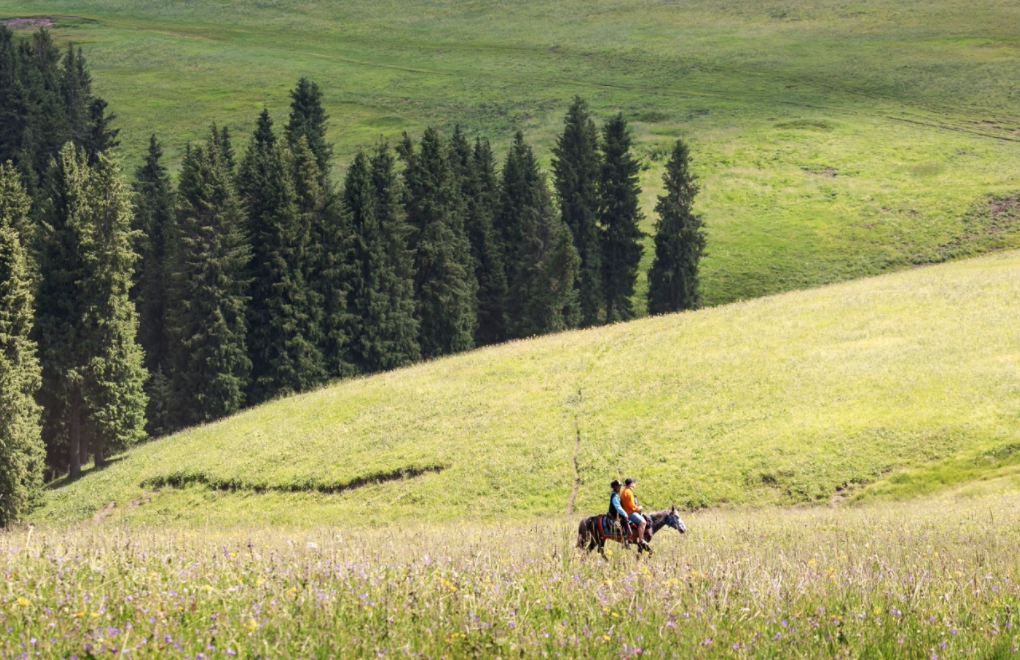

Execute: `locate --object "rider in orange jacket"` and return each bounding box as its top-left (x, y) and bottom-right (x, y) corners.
top-left (620, 477), bottom-right (648, 543)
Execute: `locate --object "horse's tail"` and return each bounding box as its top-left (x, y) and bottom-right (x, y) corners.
top-left (576, 517), bottom-right (592, 548)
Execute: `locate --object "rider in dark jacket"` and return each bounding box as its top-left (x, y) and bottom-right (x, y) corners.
top-left (608, 480), bottom-right (630, 539)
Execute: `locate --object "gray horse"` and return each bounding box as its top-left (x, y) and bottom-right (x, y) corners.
top-left (577, 506), bottom-right (686, 556)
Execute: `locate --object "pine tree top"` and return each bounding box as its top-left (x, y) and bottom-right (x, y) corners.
top-left (253, 109), bottom-right (276, 151)
top-left (286, 77), bottom-right (332, 176)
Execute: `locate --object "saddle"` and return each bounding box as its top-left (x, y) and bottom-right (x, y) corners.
top-left (597, 515), bottom-right (636, 541)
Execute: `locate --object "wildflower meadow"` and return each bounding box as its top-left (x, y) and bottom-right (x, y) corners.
top-left (3, 493), bottom-right (1020, 658)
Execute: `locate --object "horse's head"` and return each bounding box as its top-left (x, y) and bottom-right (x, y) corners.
top-left (666, 506), bottom-right (687, 534)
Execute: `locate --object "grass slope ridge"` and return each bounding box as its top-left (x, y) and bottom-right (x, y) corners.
top-left (34, 250), bottom-right (1020, 527)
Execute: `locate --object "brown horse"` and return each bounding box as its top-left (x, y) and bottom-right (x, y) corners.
top-left (576, 507), bottom-right (686, 556)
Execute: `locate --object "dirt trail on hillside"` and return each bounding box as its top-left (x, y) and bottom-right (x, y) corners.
top-left (1, 17), bottom-right (54, 29)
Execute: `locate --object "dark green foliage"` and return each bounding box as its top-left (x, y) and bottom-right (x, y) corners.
top-left (251, 109), bottom-right (275, 150)
top-left (84, 97), bottom-right (119, 163)
top-left (143, 368), bottom-right (173, 440)
top-left (287, 136), bottom-right (328, 375)
top-left (599, 114), bottom-right (644, 323)
top-left (370, 142), bottom-right (420, 369)
top-left (553, 97), bottom-right (602, 327)
top-left (499, 134), bottom-right (579, 337)
top-left (0, 29), bottom-right (65, 199)
top-left (0, 157), bottom-right (35, 253)
top-left (345, 146), bottom-right (422, 373)
top-left (0, 28), bottom-right (117, 194)
top-left (59, 45), bottom-right (91, 149)
top-left (285, 78), bottom-right (332, 178)
top-left (399, 129), bottom-right (477, 358)
top-left (34, 144), bottom-right (87, 474)
top-left (450, 130), bottom-right (507, 346)
top-left (0, 163), bottom-right (44, 524)
top-left (79, 152), bottom-right (147, 465)
top-left (238, 111), bottom-right (325, 403)
top-left (648, 139), bottom-right (706, 315)
top-left (131, 136), bottom-right (173, 371)
top-left (494, 131), bottom-right (531, 289)
top-left (131, 135), bottom-right (175, 436)
top-left (302, 147), bottom-right (353, 380)
top-left (166, 129), bottom-right (251, 428)
top-left (213, 124), bottom-right (235, 174)
top-left (35, 145), bottom-right (147, 475)
top-left (344, 151), bottom-right (384, 372)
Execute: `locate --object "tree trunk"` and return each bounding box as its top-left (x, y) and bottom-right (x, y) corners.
top-left (80, 428), bottom-right (89, 468)
top-left (95, 442), bottom-right (106, 467)
top-left (68, 394), bottom-right (82, 477)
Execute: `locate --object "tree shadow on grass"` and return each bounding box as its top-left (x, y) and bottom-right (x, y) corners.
top-left (46, 456), bottom-right (127, 491)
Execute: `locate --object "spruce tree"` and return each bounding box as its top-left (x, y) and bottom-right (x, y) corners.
top-left (343, 150), bottom-right (384, 373)
top-left (648, 139), bottom-right (706, 314)
top-left (499, 135), bottom-right (580, 337)
top-left (80, 151), bottom-right (147, 465)
top-left (287, 136), bottom-right (326, 372)
top-left (494, 132), bottom-right (532, 289)
top-left (131, 134), bottom-right (173, 371)
top-left (213, 124), bottom-right (235, 175)
top-left (285, 77), bottom-right (332, 179)
top-left (346, 146), bottom-right (422, 373)
top-left (599, 113), bottom-right (644, 323)
top-left (166, 130), bottom-right (251, 428)
top-left (0, 28), bottom-right (22, 167)
top-left (0, 163), bottom-right (44, 524)
top-left (238, 110), bottom-right (324, 403)
top-left (0, 31), bottom-right (117, 189)
top-left (553, 97), bottom-right (602, 327)
top-left (84, 98), bottom-right (119, 162)
top-left (131, 134), bottom-right (175, 436)
top-left (35, 145), bottom-right (146, 475)
top-left (450, 130), bottom-right (507, 346)
top-left (1, 29), bottom-right (67, 197)
top-left (301, 146), bottom-right (353, 380)
top-left (370, 142), bottom-right (420, 369)
top-left (0, 158), bottom-right (34, 253)
top-left (399, 129), bottom-right (477, 358)
top-left (35, 144), bottom-right (88, 474)
top-left (60, 45), bottom-right (91, 149)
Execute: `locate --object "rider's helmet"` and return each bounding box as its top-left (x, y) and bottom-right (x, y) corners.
top-left (624, 477), bottom-right (636, 486)
top-left (610, 479), bottom-right (621, 489)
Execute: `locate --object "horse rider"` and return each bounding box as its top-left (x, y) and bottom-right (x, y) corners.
top-left (620, 477), bottom-right (648, 543)
top-left (608, 479), bottom-right (630, 542)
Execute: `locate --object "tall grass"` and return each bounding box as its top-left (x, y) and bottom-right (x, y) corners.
top-left (4, 494), bottom-right (1020, 657)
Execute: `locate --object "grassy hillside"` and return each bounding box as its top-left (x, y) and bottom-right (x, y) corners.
top-left (4, 0), bottom-right (1020, 305)
top-left (33, 250), bottom-right (1020, 527)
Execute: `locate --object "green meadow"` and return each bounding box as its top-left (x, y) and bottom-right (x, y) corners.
top-left (5, 3), bottom-right (1020, 655)
top-left (4, 0), bottom-right (1020, 305)
top-left (7, 495), bottom-right (1020, 658)
top-left (31, 249), bottom-right (1020, 528)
